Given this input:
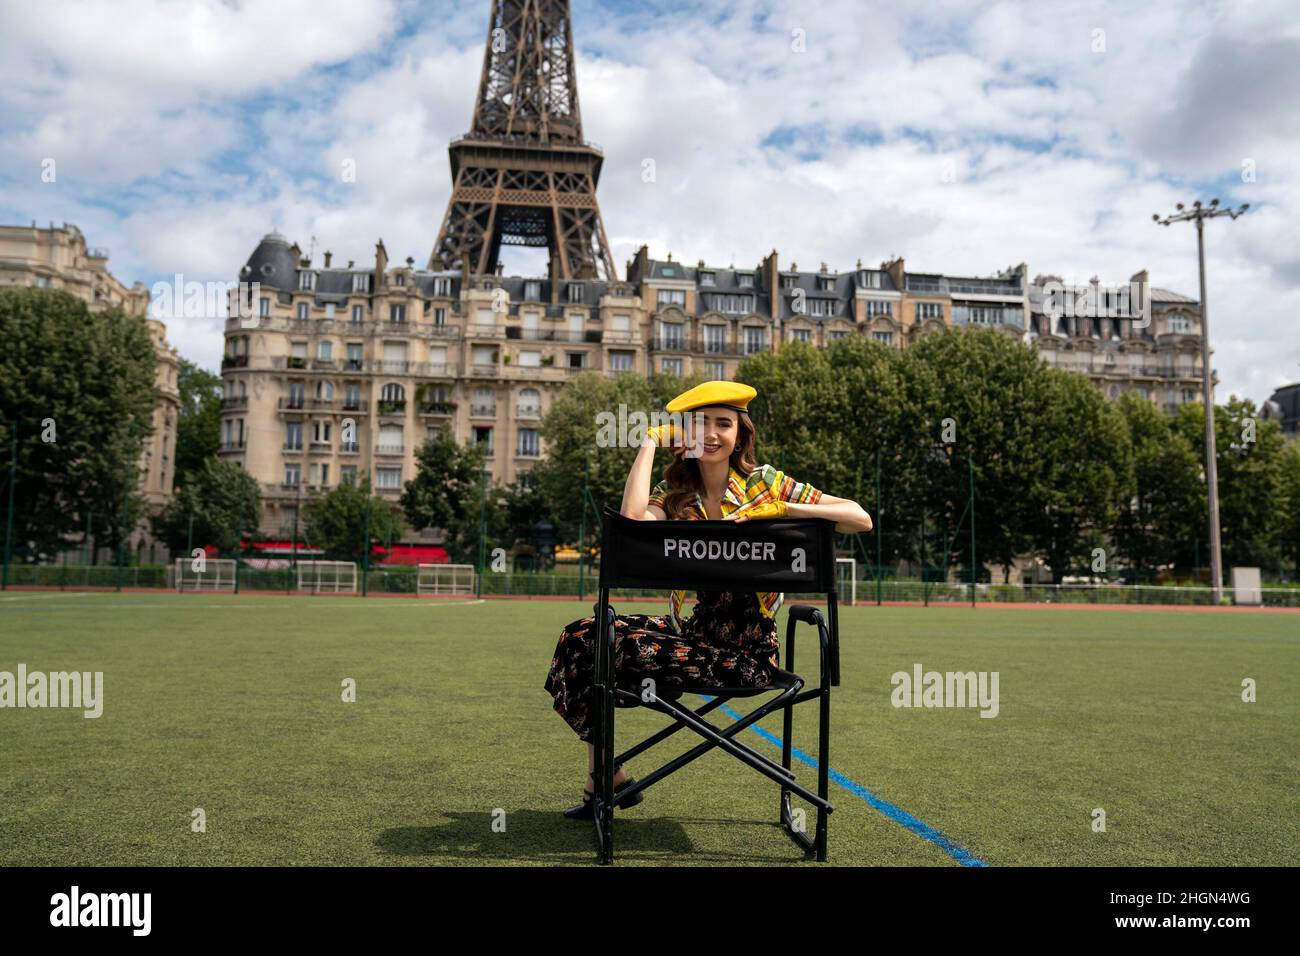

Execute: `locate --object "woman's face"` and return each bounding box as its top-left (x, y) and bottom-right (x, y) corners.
top-left (680, 406), bottom-right (738, 462)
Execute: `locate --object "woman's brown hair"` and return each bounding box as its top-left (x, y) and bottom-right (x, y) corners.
top-left (659, 410), bottom-right (760, 519)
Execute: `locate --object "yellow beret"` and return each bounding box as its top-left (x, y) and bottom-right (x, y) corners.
top-left (665, 380), bottom-right (757, 415)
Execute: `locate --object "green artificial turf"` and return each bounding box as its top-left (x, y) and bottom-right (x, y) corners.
top-left (0, 591), bottom-right (1295, 866)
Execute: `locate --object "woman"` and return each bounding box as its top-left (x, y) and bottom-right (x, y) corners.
top-left (543, 381), bottom-right (873, 819)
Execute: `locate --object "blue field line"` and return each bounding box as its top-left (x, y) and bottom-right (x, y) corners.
top-left (703, 696), bottom-right (988, 867)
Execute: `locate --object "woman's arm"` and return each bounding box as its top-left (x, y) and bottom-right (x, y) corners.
top-left (786, 495), bottom-right (873, 534)
top-left (620, 437), bottom-right (667, 520)
top-left (730, 493), bottom-right (873, 533)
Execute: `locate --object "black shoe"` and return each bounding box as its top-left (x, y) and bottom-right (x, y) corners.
top-left (563, 766), bottom-right (645, 820)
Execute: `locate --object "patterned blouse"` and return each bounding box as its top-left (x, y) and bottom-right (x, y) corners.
top-left (646, 462), bottom-right (823, 632)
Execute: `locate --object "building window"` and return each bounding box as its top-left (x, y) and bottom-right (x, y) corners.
top-left (344, 383), bottom-right (361, 409)
top-left (434, 307), bottom-right (446, 326)
top-left (517, 428), bottom-right (539, 457)
top-left (524, 280), bottom-right (541, 300)
top-left (610, 351), bottom-right (633, 371)
top-left (707, 293), bottom-right (754, 315)
top-left (873, 331), bottom-right (893, 345)
top-left (296, 302), bottom-right (309, 320)
top-left (808, 299), bottom-right (834, 317)
top-left (259, 297), bottom-right (270, 317)
top-left (744, 327), bottom-right (765, 354)
top-left (1170, 315), bottom-right (1193, 333)
top-left (659, 322), bottom-right (684, 349)
top-left (284, 463), bottom-right (301, 485)
top-left (737, 273), bottom-right (754, 287)
top-left (567, 283), bottom-right (584, 303)
top-left (313, 420), bottom-right (332, 444)
top-left (781, 276), bottom-right (797, 289)
top-left (705, 361), bottom-right (724, 379)
top-left (394, 273), bottom-right (405, 287)
top-left (376, 467), bottom-right (402, 489)
top-left (324, 303), bottom-right (336, 319)
top-left (389, 303), bottom-right (406, 323)
top-left (656, 289), bottom-right (686, 309)
top-left (433, 277), bottom-right (451, 297)
top-left (315, 380), bottom-right (333, 401)
top-left (473, 426), bottom-right (493, 455)
top-left (318, 341), bottom-right (333, 361)
top-left (865, 300), bottom-right (892, 317)
top-left (829, 330), bottom-right (847, 341)
top-left (703, 325), bottom-right (726, 353)
top-left (288, 382), bottom-right (305, 407)
top-left (352, 273), bottom-right (370, 294)
top-left (341, 465), bottom-right (357, 484)
top-left (285, 422), bottom-right (303, 450)
top-left (817, 276), bottom-right (834, 291)
top-left (349, 304), bottom-right (363, 324)
top-left (790, 328), bottom-right (812, 342)
top-left (345, 343), bottom-right (363, 370)
top-left (299, 271), bottom-right (316, 291)
top-left (916, 302), bottom-right (942, 320)
top-left (661, 358), bottom-right (683, 376)
top-left (699, 271), bottom-right (715, 286)
top-left (567, 352), bottom-right (585, 369)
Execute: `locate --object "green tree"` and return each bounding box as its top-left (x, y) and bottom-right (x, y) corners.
top-left (1111, 391), bottom-right (1203, 577)
top-left (531, 370), bottom-right (691, 545)
top-left (304, 477), bottom-right (403, 564)
top-left (1023, 368), bottom-right (1131, 582)
top-left (1276, 440), bottom-right (1300, 577)
top-left (1174, 397), bottom-right (1288, 570)
top-left (174, 359), bottom-right (222, 488)
top-left (152, 457), bottom-right (262, 554)
top-left (0, 288), bottom-right (156, 561)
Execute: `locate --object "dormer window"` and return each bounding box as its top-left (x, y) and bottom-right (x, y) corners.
top-left (738, 273), bottom-right (753, 287)
top-left (699, 271), bottom-right (715, 286)
top-left (781, 275), bottom-right (797, 289)
top-left (567, 283), bottom-right (584, 303)
top-left (525, 280), bottom-right (541, 300)
top-left (433, 277), bottom-right (451, 297)
top-left (298, 271), bottom-right (317, 291)
top-left (351, 273), bottom-right (370, 294)
top-left (817, 276), bottom-right (834, 291)
top-left (394, 273), bottom-right (405, 286)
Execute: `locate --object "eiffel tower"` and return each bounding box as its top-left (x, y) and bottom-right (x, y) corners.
top-left (429, 0), bottom-right (617, 283)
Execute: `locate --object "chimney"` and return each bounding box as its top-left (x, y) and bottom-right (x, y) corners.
top-left (323, 250), bottom-right (332, 268)
top-left (374, 239), bottom-right (388, 288)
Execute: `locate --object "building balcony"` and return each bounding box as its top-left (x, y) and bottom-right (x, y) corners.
top-left (341, 402), bottom-right (367, 415)
top-left (311, 358), bottom-right (336, 371)
top-left (426, 325), bottom-right (461, 340)
top-left (377, 400), bottom-right (407, 416)
top-left (470, 404), bottom-right (497, 418)
top-left (221, 354), bottom-right (249, 369)
top-left (516, 404), bottom-right (541, 419)
top-left (282, 443), bottom-right (305, 454)
top-left (650, 336), bottom-right (692, 352)
top-left (424, 362), bottom-right (457, 378)
top-left (308, 441), bottom-right (333, 455)
top-left (375, 444), bottom-right (405, 457)
top-left (340, 442), bottom-right (360, 455)
top-left (306, 398), bottom-right (340, 411)
top-left (220, 396), bottom-right (248, 410)
top-left (602, 330), bottom-right (639, 344)
top-left (419, 401), bottom-right (458, 416)
top-left (469, 363), bottom-right (499, 377)
top-left (375, 485), bottom-right (402, 497)
top-left (467, 324), bottom-right (506, 339)
top-left (342, 358), bottom-right (365, 372)
top-left (278, 398), bottom-right (307, 411)
top-left (372, 360), bottom-right (413, 374)
top-left (218, 440), bottom-right (245, 452)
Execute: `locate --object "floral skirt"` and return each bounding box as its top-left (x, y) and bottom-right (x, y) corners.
top-left (543, 592), bottom-right (780, 743)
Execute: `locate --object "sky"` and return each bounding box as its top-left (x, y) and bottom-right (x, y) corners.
top-left (1, 0), bottom-right (1297, 403)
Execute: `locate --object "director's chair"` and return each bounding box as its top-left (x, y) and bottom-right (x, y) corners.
top-left (589, 506), bottom-right (841, 864)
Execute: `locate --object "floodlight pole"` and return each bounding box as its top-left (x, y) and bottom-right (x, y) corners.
top-left (1153, 198), bottom-right (1248, 605)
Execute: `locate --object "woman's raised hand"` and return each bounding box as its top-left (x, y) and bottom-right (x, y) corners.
top-left (645, 422), bottom-right (682, 448)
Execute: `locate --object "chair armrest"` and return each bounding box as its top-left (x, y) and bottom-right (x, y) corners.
top-left (784, 604), bottom-right (839, 687)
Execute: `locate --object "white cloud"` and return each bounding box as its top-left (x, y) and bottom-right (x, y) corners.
top-left (0, 0), bottom-right (1295, 399)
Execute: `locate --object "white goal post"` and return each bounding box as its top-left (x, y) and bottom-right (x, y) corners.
top-left (418, 563), bottom-right (477, 596)
top-left (174, 558), bottom-right (237, 592)
top-left (836, 557), bottom-right (857, 606)
top-left (296, 560), bottom-right (358, 593)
